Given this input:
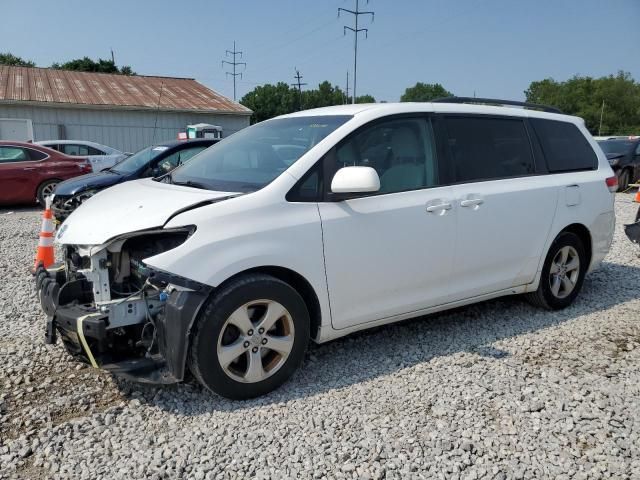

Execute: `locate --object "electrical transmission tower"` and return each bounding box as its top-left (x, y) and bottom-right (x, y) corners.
top-left (345, 71), bottom-right (350, 104)
top-left (222, 41), bottom-right (246, 101)
top-left (339, 0), bottom-right (374, 104)
top-left (291, 68), bottom-right (307, 111)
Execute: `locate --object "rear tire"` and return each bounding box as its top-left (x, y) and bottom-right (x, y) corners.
top-left (525, 232), bottom-right (587, 310)
top-left (36, 179), bottom-right (61, 207)
top-left (617, 169), bottom-right (630, 192)
top-left (189, 274), bottom-right (309, 399)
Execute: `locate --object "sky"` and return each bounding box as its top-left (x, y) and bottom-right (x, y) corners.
top-left (1, 0), bottom-right (639, 103)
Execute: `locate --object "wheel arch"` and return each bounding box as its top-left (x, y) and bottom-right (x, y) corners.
top-left (217, 266), bottom-right (323, 342)
top-left (558, 223), bottom-right (592, 266)
top-left (36, 177), bottom-right (62, 201)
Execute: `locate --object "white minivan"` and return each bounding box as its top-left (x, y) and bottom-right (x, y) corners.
top-left (35, 99), bottom-right (616, 399)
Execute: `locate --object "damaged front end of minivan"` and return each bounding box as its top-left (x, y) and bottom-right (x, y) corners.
top-left (35, 226), bottom-right (211, 384)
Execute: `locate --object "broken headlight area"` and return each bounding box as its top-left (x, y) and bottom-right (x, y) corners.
top-left (52, 190), bottom-right (97, 222)
top-left (36, 226), bottom-right (210, 384)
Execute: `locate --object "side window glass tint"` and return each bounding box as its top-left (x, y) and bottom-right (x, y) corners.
top-left (0, 147), bottom-right (28, 163)
top-left (26, 148), bottom-right (47, 161)
top-left (287, 163), bottom-right (322, 202)
top-left (87, 146), bottom-right (105, 155)
top-left (530, 119), bottom-right (597, 172)
top-left (444, 117), bottom-right (535, 183)
top-left (334, 117), bottom-right (438, 194)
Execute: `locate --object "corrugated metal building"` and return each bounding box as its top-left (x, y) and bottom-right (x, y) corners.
top-left (0, 66), bottom-right (251, 152)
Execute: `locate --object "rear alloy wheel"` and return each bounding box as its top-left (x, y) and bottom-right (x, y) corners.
top-left (525, 232), bottom-right (587, 310)
top-left (36, 179), bottom-right (60, 207)
top-left (189, 274), bottom-right (309, 399)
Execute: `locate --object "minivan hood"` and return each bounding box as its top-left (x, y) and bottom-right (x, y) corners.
top-left (54, 170), bottom-right (124, 196)
top-left (56, 178), bottom-right (238, 245)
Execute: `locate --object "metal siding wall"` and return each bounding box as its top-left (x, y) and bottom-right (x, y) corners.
top-left (0, 104), bottom-right (250, 152)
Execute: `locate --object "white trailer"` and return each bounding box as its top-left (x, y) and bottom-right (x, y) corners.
top-left (0, 118), bottom-right (34, 142)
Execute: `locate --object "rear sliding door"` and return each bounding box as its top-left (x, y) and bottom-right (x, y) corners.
top-left (441, 115), bottom-right (558, 300)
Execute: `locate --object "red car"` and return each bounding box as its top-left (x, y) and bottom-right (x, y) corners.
top-left (0, 141), bottom-right (92, 206)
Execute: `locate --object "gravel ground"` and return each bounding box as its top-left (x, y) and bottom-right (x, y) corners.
top-left (1, 196), bottom-right (639, 480)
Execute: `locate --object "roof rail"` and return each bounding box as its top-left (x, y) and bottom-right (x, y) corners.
top-left (432, 96), bottom-right (563, 114)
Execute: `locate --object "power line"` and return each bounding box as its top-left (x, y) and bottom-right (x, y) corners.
top-left (291, 68), bottom-right (308, 111)
top-left (222, 41), bottom-right (246, 101)
top-left (339, 0), bottom-right (374, 104)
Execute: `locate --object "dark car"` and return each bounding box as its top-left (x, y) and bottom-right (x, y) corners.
top-left (0, 141), bottom-right (92, 207)
top-left (597, 137), bottom-right (640, 191)
top-left (51, 139), bottom-right (218, 221)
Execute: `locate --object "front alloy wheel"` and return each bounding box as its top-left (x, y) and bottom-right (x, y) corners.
top-left (217, 300), bottom-right (295, 383)
top-left (189, 274), bottom-right (309, 399)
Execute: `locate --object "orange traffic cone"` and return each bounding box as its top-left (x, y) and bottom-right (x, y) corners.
top-left (634, 189), bottom-right (640, 203)
top-left (33, 196), bottom-right (55, 271)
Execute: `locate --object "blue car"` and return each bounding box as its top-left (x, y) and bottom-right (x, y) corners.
top-left (51, 139), bottom-right (217, 221)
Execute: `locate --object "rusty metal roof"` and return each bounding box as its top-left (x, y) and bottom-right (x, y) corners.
top-left (0, 66), bottom-right (251, 115)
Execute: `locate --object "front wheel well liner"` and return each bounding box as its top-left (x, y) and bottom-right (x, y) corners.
top-left (216, 266), bottom-right (322, 341)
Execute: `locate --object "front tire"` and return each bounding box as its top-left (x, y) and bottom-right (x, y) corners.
top-left (525, 232), bottom-right (587, 310)
top-left (189, 274), bottom-right (309, 399)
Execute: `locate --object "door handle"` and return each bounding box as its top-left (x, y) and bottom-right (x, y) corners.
top-left (426, 202), bottom-right (452, 213)
top-left (460, 198), bottom-right (484, 208)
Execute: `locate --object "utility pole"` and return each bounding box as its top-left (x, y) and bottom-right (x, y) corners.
top-left (345, 70), bottom-right (350, 104)
top-left (599, 100), bottom-right (605, 136)
top-left (291, 68), bottom-right (307, 111)
top-left (339, 0), bottom-right (374, 104)
top-left (110, 49), bottom-right (115, 64)
top-left (222, 41), bottom-right (246, 101)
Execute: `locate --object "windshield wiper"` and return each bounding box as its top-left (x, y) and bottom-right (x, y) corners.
top-left (171, 179), bottom-right (210, 190)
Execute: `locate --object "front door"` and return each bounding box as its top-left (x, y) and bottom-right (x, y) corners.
top-left (318, 116), bottom-right (457, 330)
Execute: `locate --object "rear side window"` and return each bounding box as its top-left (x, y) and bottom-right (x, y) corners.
top-left (62, 144), bottom-right (89, 156)
top-left (87, 146), bottom-right (105, 155)
top-left (25, 148), bottom-right (47, 161)
top-left (530, 119), bottom-right (597, 172)
top-left (444, 116), bottom-right (535, 182)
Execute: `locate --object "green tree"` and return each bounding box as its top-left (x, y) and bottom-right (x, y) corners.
top-left (0, 52), bottom-right (35, 67)
top-left (525, 72), bottom-right (640, 135)
top-left (51, 57), bottom-right (136, 75)
top-left (241, 80), bottom-right (375, 123)
top-left (240, 82), bottom-right (298, 123)
top-left (400, 82), bottom-right (452, 102)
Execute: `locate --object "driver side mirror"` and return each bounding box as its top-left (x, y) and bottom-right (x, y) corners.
top-left (331, 166), bottom-right (380, 195)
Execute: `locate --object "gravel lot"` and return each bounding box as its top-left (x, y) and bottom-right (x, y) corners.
top-left (1, 196), bottom-right (639, 480)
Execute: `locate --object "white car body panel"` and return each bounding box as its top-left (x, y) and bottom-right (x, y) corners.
top-left (37, 140), bottom-right (127, 172)
top-left (56, 178), bottom-right (238, 246)
top-left (54, 102), bottom-right (616, 344)
top-left (318, 186), bottom-right (456, 329)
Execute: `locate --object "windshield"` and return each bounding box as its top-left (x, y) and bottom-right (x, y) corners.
top-left (111, 145), bottom-right (168, 173)
top-left (597, 140), bottom-right (634, 155)
top-left (169, 115), bottom-right (352, 192)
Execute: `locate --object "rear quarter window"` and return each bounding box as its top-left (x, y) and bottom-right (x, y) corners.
top-left (530, 118), bottom-right (597, 172)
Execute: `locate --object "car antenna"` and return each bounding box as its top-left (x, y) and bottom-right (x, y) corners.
top-left (151, 80), bottom-right (165, 146)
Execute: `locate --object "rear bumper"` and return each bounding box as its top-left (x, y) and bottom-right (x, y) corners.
top-left (34, 263), bottom-right (211, 384)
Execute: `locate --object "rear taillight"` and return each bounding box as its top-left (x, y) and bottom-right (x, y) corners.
top-left (79, 160), bottom-right (92, 173)
top-left (605, 175), bottom-right (618, 193)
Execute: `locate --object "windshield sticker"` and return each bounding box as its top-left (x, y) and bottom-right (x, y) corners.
top-left (152, 146), bottom-right (169, 152)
